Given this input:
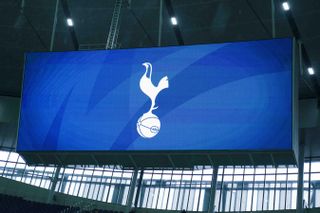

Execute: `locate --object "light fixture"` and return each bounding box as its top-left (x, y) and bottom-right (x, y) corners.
top-left (171, 17), bottom-right (178, 25)
top-left (282, 1), bottom-right (290, 11)
top-left (67, 18), bottom-right (74, 27)
top-left (308, 67), bottom-right (315, 75)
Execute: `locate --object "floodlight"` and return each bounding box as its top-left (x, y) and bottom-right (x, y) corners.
top-left (308, 67), bottom-right (315, 75)
top-left (282, 2), bottom-right (290, 11)
top-left (67, 18), bottom-right (73, 27)
top-left (171, 17), bottom-right (178, 25)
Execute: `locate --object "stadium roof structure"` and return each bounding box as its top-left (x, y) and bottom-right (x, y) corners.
top-left (0, 0), bottom-right (320, 98)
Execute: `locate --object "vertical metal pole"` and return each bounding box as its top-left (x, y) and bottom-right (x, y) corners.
top-left (86, 166), bottom-right (97, 199)
top-left (19, 163), bottom-right (27, 182)
top-left (38, 165), bottom-right (48, 187)
top-left (155, 170), bottom-right (164, 209)
top-left (239, 166), bottom-right (246, 211)
top-left (66, 165), bottom-right (76, 195)
top-left (57, 167), bottom-right (66, 193)
top-left (50, 0), bottom-right (59, 52)
top-left (262, 166), bottom-right (267, 210)
top-left (228, 166), bottom-right (235, 211)
top-left (1, 152), bottom-right (11, 176)
top-left (125, 169), bottom-right (139, 213)
top-left (114, 170), bottom-right (124, 205)
top-left (134, 169), bottom-right (144, 208)
top-left (145, 170), bottom-right (154, 208)
top-left (297, 130), bottom-right (305, 213)
top-left (106, 166), bottom-right (116, 202)
top-left (284, 165), bottom-right (289, 209)
top-left (47, 166), bottom-right (61, 203)
top-left (196, 168), bottom-right (204, 211)
top-left (9, 156), bottom-right (19, 179)
top-left (158, 0), bottom-right (163, 46)
top-left (175, 168), bottom-right (185, 210)
top-left (250, 166), bottom-right (256, 211)
top-left (271, 0), bottom-right (276, 38)
top-left (296, 40), bottom-right (305, 212)
top-left (218, 166), bottom-right (225, 211)
top-left (29, 166), bottom-right (37, 185)
top-left (76, 166), bottom-right (86, 197)
top-left (165, 170), bottom-right (174, 210)
top-left (185, 169), bottom-right (194, 211)
top-left (208, 166), bottom-right (218, 213)
top-left (308, 157), bottom-right (311, 207)
top-left (95, 166), bottom-right (107, 201)
top-left (273, 167), bottom-right (278, 210)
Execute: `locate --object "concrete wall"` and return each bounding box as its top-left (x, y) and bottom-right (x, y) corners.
top-left (0, 176), bottom-right (126, 212)
top-left (299, 98), bottom-right (320, 158)
top-left (0, 96), bottom-right (19, 149)
top-left (0, 176), bottom-right (50, 203)
top-left (299, 98), bottom-right (320, 128)
top-left (0, 96), bottom-right (20, 123)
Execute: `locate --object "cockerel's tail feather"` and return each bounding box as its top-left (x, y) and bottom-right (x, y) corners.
top-left (157, 76), bottom-right (169, 92)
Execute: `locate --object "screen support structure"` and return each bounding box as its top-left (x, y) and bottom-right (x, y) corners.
top-left (208, 166), bottom-right (219, 213)
top-left (297, 130), bottom-right (305, 213)
top-left (133, 170), bottom-right (144, 209)
top-left (106, 0), bottom-right (123, 50)
top-left (49, 0), bottom-right (59, 52)
top-left (47, 2), bottom-right (61, 203)
top-left (125, 169), bottom-right (139, 213)
top-left (296, 41), bottom-right (305, 213)
top-left (46, 166), bottom-right (61, 203)
top-left (271, 0), bottom-right (276, 38)
top-left (158, 0), bottom-right (163, 47)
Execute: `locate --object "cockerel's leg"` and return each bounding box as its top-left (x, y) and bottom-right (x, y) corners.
top-left (148, 98), bottom-right (158, 113)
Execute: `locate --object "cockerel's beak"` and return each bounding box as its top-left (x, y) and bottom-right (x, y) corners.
top-left (142, 62), bottom-right (149, 67)
top-left (142, 62), bottom-right (152, 78)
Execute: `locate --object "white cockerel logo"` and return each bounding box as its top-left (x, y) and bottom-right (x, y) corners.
top-left (140, 62), bottom-right (169, 113)
top-left (136, 62), bottom-right (169, 138)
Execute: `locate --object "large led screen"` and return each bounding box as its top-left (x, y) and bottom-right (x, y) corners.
top-left (17, 38), bottom-right (292, 152)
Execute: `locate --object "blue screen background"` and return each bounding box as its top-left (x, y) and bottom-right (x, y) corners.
top-left (17, 38), bottom-right (292, 151)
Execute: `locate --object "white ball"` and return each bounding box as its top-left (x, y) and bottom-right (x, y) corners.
top-left (136, 113), bottom-right (161, 138)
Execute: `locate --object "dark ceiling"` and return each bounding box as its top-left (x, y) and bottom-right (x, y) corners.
top-left (0, 0), bottom-right (319, 98)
